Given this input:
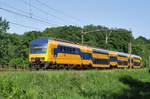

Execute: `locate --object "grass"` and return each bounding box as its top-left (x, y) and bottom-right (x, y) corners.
top-left (0, 69), bottom-right (150, 99)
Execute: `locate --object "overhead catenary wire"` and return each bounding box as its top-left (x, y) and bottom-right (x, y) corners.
top-left (0, 0), bottom-right (89, 32)
top-left (21, 0), bottom-right (74, 24)
top-left (35, 0), bottom-right (86, 24)
top-left (1, 1), bottom-right (30, 16)
top-left (0, 7), bottom-right (54, 26)
top-left (0, 1), bottom-right (60, 25)
top-left (29, 0), bottom-right (32, 18)
top-left (9, 21), bottom-right (40, 30)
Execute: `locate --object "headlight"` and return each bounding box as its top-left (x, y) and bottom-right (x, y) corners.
top-left (31, 58), bottom-right (35, 61)
top-left (40, 57), bottom-right (45, 61)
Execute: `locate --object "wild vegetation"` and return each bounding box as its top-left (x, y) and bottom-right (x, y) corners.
top-left (0, 69), bottom-right (150, 99)
top-left (0, 17), bottom-right (150, 69)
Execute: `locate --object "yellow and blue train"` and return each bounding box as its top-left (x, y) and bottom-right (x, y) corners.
top-left (29, 38), bottom-right (142, 69)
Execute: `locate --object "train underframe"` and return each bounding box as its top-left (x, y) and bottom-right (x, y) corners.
top-left (29, 60), bottom-right (138, 70)
top-left (29, 60), bottom-right (93, 70)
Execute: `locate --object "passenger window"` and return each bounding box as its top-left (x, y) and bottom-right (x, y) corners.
top-left (67, 47), bottom-right (69, 53)
top-left (65, 47), bottom-right (68, 53)
top-left (69, 48), bottom-right (71, 53)
top-left (60, 47), bottom-right (63, 52)
top-left (67, 47), bottom-right (70, 53)
top-left (71, 48), bottom-right (74, 53)
top-left (63, 47), bottom-right (66, 53)
top-left (72, 48), bottom-right (75, 54)
top-left (75, 49), bottom-right (79, 54)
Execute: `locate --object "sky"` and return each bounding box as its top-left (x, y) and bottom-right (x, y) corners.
top-left (0, 0), bottom-right (150, 39)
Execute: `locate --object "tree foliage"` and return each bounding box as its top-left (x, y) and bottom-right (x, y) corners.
top-left (0, 17), bottom-right (9, 32)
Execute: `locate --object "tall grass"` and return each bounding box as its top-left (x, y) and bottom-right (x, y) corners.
top-left (0, 69), bottom-right (150, 99)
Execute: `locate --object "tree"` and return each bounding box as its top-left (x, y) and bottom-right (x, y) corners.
top-left (133, 36), bottom-right (150, 67)
top-left (0, 17), bottom-right (9, 32)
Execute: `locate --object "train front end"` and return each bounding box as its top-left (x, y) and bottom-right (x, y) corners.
top-left (29, 38), bottom-right (49, 69)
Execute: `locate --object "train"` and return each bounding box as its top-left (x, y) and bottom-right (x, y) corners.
top-left (29, 38), bottom-right (142, 70)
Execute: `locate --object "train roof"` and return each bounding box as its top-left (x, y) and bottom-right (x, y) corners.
top-left (31, 38), bottom-right (76, 44)
top-left (92, 48), bottom-right (109, 54)
top-left (50, 38), bottom-right (76, 44)
top-left (30, 38), bottom-right (49, 45)
top-left (118, 52), bottom-right (129, 57)
top-left (132, 54), bottom-right (141, 59)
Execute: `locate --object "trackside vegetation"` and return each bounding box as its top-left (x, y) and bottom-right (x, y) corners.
top-left (0, 69), bottom-right (150, 99)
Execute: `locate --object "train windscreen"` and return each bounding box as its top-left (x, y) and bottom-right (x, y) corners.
top-left (30, 44), bottom-right (47, 54)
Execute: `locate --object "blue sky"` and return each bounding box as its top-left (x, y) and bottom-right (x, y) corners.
top-left (0, 0), bottom-right (150, 38)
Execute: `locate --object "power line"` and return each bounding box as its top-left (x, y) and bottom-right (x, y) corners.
top-left (1, 1), bottom-right (59, 25)
top-left (0, 7), bottom-right (53, 26)
top-left (1, 1), bottom-right (30, 16)
top-left (9, 21), bottom-right (40, 29)
top-left (35, 0), bottom-right (86, 24)
top-left (22, 0), bottom-right (71, 24)
top-left (29, 0), bottom-right (32, 18)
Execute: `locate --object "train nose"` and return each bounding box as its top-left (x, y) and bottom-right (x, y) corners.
top-left (30, 57), bottom-right (46, 70)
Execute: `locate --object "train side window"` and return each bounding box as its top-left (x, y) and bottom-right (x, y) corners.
top-left (60, 46), bottom-right (63, 52)
top-left (74, 49), bottom-right (77, 54)
top-left (71, 48), bottom-right (73, 53)
top-left (72, 48), bottom-right (75, 54)
top-left (63, 47), bottom-right (66, 53)
top-left (69, 48), bottom-right (71, 53)
top-left (74, 48), bottom-right (77, 54)
top-left (75, 49), bottom-right (79, 54)
top-left (67, 47), bottom-right (69, 53)
top-left (72, 48), bottom-right (74, 54)
top-left (66, 47), bottom-right (69, 53)
top-left (63, 47), bottom-right (65, 52)
top-left (63, 47), bottom-right (65, 53)
top-left (69, 48), bottom-right (72, 53)
top-left (61, 46), bottom-right (64, 52)
top-left (67, 47), bottom-right (70, 53)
